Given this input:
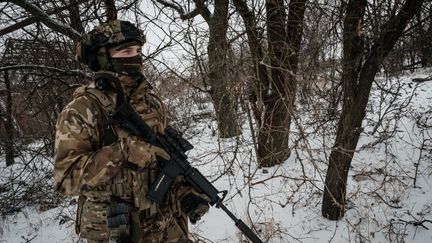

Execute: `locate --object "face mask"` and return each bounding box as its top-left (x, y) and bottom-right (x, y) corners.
top-left (110, 54), bottom-right (143, 76)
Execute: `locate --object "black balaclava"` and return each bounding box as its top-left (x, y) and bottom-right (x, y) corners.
top-left (98, 41), bottom-right (144, 78)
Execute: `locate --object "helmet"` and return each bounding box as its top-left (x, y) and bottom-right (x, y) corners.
top-left (76, 20), bottom-right (145, 71)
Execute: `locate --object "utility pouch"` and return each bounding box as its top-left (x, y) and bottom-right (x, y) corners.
top-left (106, 201), bottom-right (132, 240)
top-left (79, 200), bottom-right (109, 241)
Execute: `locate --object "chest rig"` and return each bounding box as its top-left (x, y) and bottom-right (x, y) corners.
top-left (93, 72), bottom-right (166, 197)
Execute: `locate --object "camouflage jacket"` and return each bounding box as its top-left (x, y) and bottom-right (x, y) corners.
top-left (54, 72), bottom-right (168, 205)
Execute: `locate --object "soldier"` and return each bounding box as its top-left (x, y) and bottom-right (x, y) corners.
top-left (54, 20), bottom-right (209, 243)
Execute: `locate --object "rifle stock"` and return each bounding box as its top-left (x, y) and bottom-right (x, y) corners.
top-left (109, 102), bottom-right (264, 243)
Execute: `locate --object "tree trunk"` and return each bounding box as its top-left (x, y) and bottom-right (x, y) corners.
top-left (322, 0), bottom-right (425, 220)
top-left (4, 70), bottom-right (15, 167)
top-left (258, 0), bottom-right (306, 167)
top-left (233, 0), bottom-right (269, 129)
top-left (421, 5), bottom-right (432, 67)
top-left (69, 0), bottom-right (84, 34)
top-left (208, 0), bottom-right (240, 138)
top-left (104, 0), bottom-right (117, 21)
top-left (153, 0), bottom-right (240, 138)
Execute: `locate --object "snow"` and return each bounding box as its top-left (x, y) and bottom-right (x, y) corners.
top-left (0, 206), bottom-right (79, 243)
top-left (1, 68), bottom-right (432, 242)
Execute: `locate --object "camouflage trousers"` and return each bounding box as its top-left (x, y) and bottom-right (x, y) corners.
top-left (81, 202), bottom-right (192, 243)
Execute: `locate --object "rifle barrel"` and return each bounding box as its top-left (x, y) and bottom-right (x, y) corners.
top-left (218, 202), bottom-right (263, 243)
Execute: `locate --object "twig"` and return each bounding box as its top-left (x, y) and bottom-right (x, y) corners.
top-left (412, 77), bottom-right (432, 83)
top-left (373, 192), bottom-right (403, 209)
top-left (399, 219), bottom-right (432, 230)
top-left (21, 234), bottom-right (37, 242)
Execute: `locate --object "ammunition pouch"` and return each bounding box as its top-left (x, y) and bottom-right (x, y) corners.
top-left (106, 168), bottom-right (158, 241)
top-left (107, 201), bottom-right (132, 240)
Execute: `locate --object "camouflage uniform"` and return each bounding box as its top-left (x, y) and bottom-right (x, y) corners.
top-left (54, 71), bottom-right (193, 242)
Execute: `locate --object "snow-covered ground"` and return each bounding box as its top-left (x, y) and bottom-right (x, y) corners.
top-left (1, 69), bottom-right (431, 243)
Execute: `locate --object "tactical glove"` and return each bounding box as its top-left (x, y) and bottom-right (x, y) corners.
top-left (120, 136), bottom-right (170, 168)
top-left (180, 192), bottom-right (210, 224)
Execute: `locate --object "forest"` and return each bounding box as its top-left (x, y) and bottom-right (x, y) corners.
top-left (0, 0), bottom-right (431, 242)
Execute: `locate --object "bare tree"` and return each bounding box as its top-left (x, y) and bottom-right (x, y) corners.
top-left (208, 0), bottom-right (241, 138)
top-left (152, 0), bottom-right (240, 138)
top-left (322, 0), bottom-right (426, 220)
top-left (1, 69), bottom-right (14, 166)
top-left (233, 0), bottom-right (307, 167)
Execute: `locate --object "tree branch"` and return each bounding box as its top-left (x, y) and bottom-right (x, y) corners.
top-left (399, 219), bottom-right (432, 230)
top-left (180, 7), bottom-right (202, 20)
top-left (153, 0), bottom-right (211, 22)
top-left (357, 0), bottom-right (425, 92)
top-left (5, 0), bottom-right (81, 40)
top-left (0, 64), bottom-right (89, 78)
top-left (193, 0), bottom-right (211, 23)
top-left (153, 0), bottom-right (185, 16)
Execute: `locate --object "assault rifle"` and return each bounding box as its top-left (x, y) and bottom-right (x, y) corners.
top-left (109, 101), bottom-right (263, 243)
